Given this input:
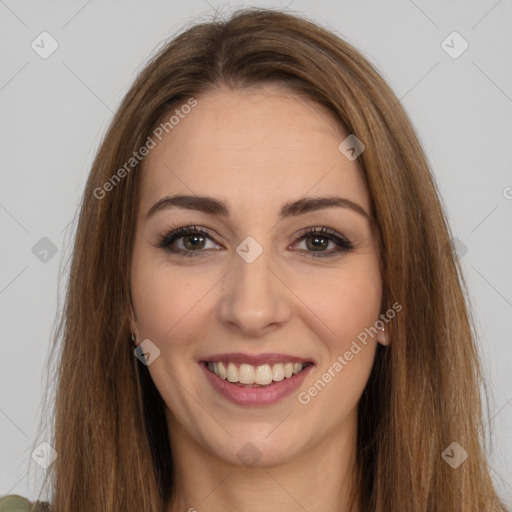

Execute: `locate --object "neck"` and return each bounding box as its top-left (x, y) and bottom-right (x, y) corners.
top-left (166, 411), bottom-right (361, 512)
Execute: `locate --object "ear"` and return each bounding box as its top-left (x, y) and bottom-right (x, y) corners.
top-left (376, 325), bottom-right (390, 346)
top-left (128, 305), bottom-right (140, 345)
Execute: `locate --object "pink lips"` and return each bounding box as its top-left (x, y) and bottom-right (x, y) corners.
top-left (199, 353), bottom-right (314, 406)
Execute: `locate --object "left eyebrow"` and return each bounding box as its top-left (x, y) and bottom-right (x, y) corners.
top-left (145, 194), bottom-right (371, 221)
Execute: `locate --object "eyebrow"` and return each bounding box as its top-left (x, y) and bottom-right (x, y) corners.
top-left (145, 194), bottom-right (371, 221)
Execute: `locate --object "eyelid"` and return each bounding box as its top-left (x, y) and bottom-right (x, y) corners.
top-left (154, 225), bottom-right (221, 251)
top-left (154, 224), bottom-right (354, 258)
top-left (291, 226), bottom-right (354, 256)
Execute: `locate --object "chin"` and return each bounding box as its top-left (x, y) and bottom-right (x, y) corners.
top-left (205, 424), bottom-right (309, 468)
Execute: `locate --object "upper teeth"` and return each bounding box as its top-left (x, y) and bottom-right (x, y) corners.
top-left (207, 362), bottom-right (306, 385)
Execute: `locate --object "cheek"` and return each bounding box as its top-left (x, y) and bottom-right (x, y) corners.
top-left (130, 250), bottom-right (209, 344)
top-left (295, 267), bottom-right (381, 420)
top-left (295, 257), bottom-right (382, 348)
top-left (133, 279), bottom-right (209, 347)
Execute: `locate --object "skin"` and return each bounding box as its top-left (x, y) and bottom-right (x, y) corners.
top-left (130, 84), bottom-right (387, 512)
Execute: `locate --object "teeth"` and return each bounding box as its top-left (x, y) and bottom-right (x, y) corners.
top-left (292, 362), bottom-right (303, 374)
top-left (218, 361), bottom-right (227, 379)
top-left (227, 362), bottom-right (238, 382)
top-left (208, 361), bottom-right (307, 385)
top-left (272, 363), bottom-right (284, 382)
top-left (254, 364), bottom-right (273, 385)
top-left (239, 364), bottom-right (255, 384)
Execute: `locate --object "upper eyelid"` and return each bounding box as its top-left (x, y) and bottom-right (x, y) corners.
top-left (159, 225), bottom-right (351, 249)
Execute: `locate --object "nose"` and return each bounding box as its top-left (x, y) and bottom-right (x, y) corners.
top-left (218, 239), bottom-right (292, 337)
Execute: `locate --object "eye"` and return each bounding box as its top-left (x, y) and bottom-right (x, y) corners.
top-left (292, 226), bottom-right (354, 258)
top-left (154, 225), bottom-right (354, 258)
top-left (155, 225), bottom-right (220, 257)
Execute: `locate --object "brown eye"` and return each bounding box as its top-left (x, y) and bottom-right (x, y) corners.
top-left (155, 225), bottom-right (353, 259)
top-left (156, 226), bottom-right (220, 257)
top-left (294, 227), bottom-right (354, 257)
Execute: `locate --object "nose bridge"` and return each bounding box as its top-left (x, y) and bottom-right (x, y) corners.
top-left (218, 233), bottom-right (290, 334)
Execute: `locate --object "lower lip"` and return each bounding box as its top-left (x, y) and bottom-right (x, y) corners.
top-left (200, 362), bottom-right (314, 406)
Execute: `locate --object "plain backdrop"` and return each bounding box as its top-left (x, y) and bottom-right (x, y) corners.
top-left (1, 0), bottom-right (511, 504)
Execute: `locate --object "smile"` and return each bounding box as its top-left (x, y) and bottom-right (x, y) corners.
top-left (200, 355), bottom-right (315, 406)
top-left (206, 361), bottom-right (310, 386)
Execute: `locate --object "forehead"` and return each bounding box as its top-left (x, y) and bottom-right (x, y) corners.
top-left (139, 85), bottom-right (370, 218)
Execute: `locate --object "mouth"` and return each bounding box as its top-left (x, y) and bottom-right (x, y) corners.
top-left (203, 360), bottom-right (313, 388)
top-left (199, 352), bottom-right (315, 405)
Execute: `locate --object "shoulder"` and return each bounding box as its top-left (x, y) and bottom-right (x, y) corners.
top-left (0, 495), bottom-right (32, 511)
top-left (0, 495), bottom-right (50, 511)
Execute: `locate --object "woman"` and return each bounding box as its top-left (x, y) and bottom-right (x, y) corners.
top-left (1, 7), bottom-right (509, 512)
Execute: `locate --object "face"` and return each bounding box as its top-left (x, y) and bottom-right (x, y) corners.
top-left (130, 84), bottom-right (383, 469)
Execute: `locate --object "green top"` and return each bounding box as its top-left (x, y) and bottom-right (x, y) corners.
top-left (0, 495), bottom-right (50, 511)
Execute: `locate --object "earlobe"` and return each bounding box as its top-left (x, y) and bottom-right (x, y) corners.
top-left (376, 325), bottom-right (390, 346)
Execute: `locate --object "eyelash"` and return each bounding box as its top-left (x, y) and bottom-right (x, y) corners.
top-left (154, 225), bottom-right (354, 259)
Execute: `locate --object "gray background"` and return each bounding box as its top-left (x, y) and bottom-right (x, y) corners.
top-left (1, 0), bottom-right (511, 504)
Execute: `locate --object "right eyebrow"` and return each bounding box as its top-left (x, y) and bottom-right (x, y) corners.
top-left (145, 194), bottom-right (371, 221)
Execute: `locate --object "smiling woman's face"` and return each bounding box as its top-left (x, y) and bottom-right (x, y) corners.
top-left (130, 84), bottom-right (383, 469)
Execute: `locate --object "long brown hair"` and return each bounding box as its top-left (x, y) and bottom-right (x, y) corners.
top-left (25, 7), bottom-right (509, 511)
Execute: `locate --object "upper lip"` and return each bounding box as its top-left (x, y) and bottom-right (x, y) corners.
top-left (199, 352), bottom-right (314, 366)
